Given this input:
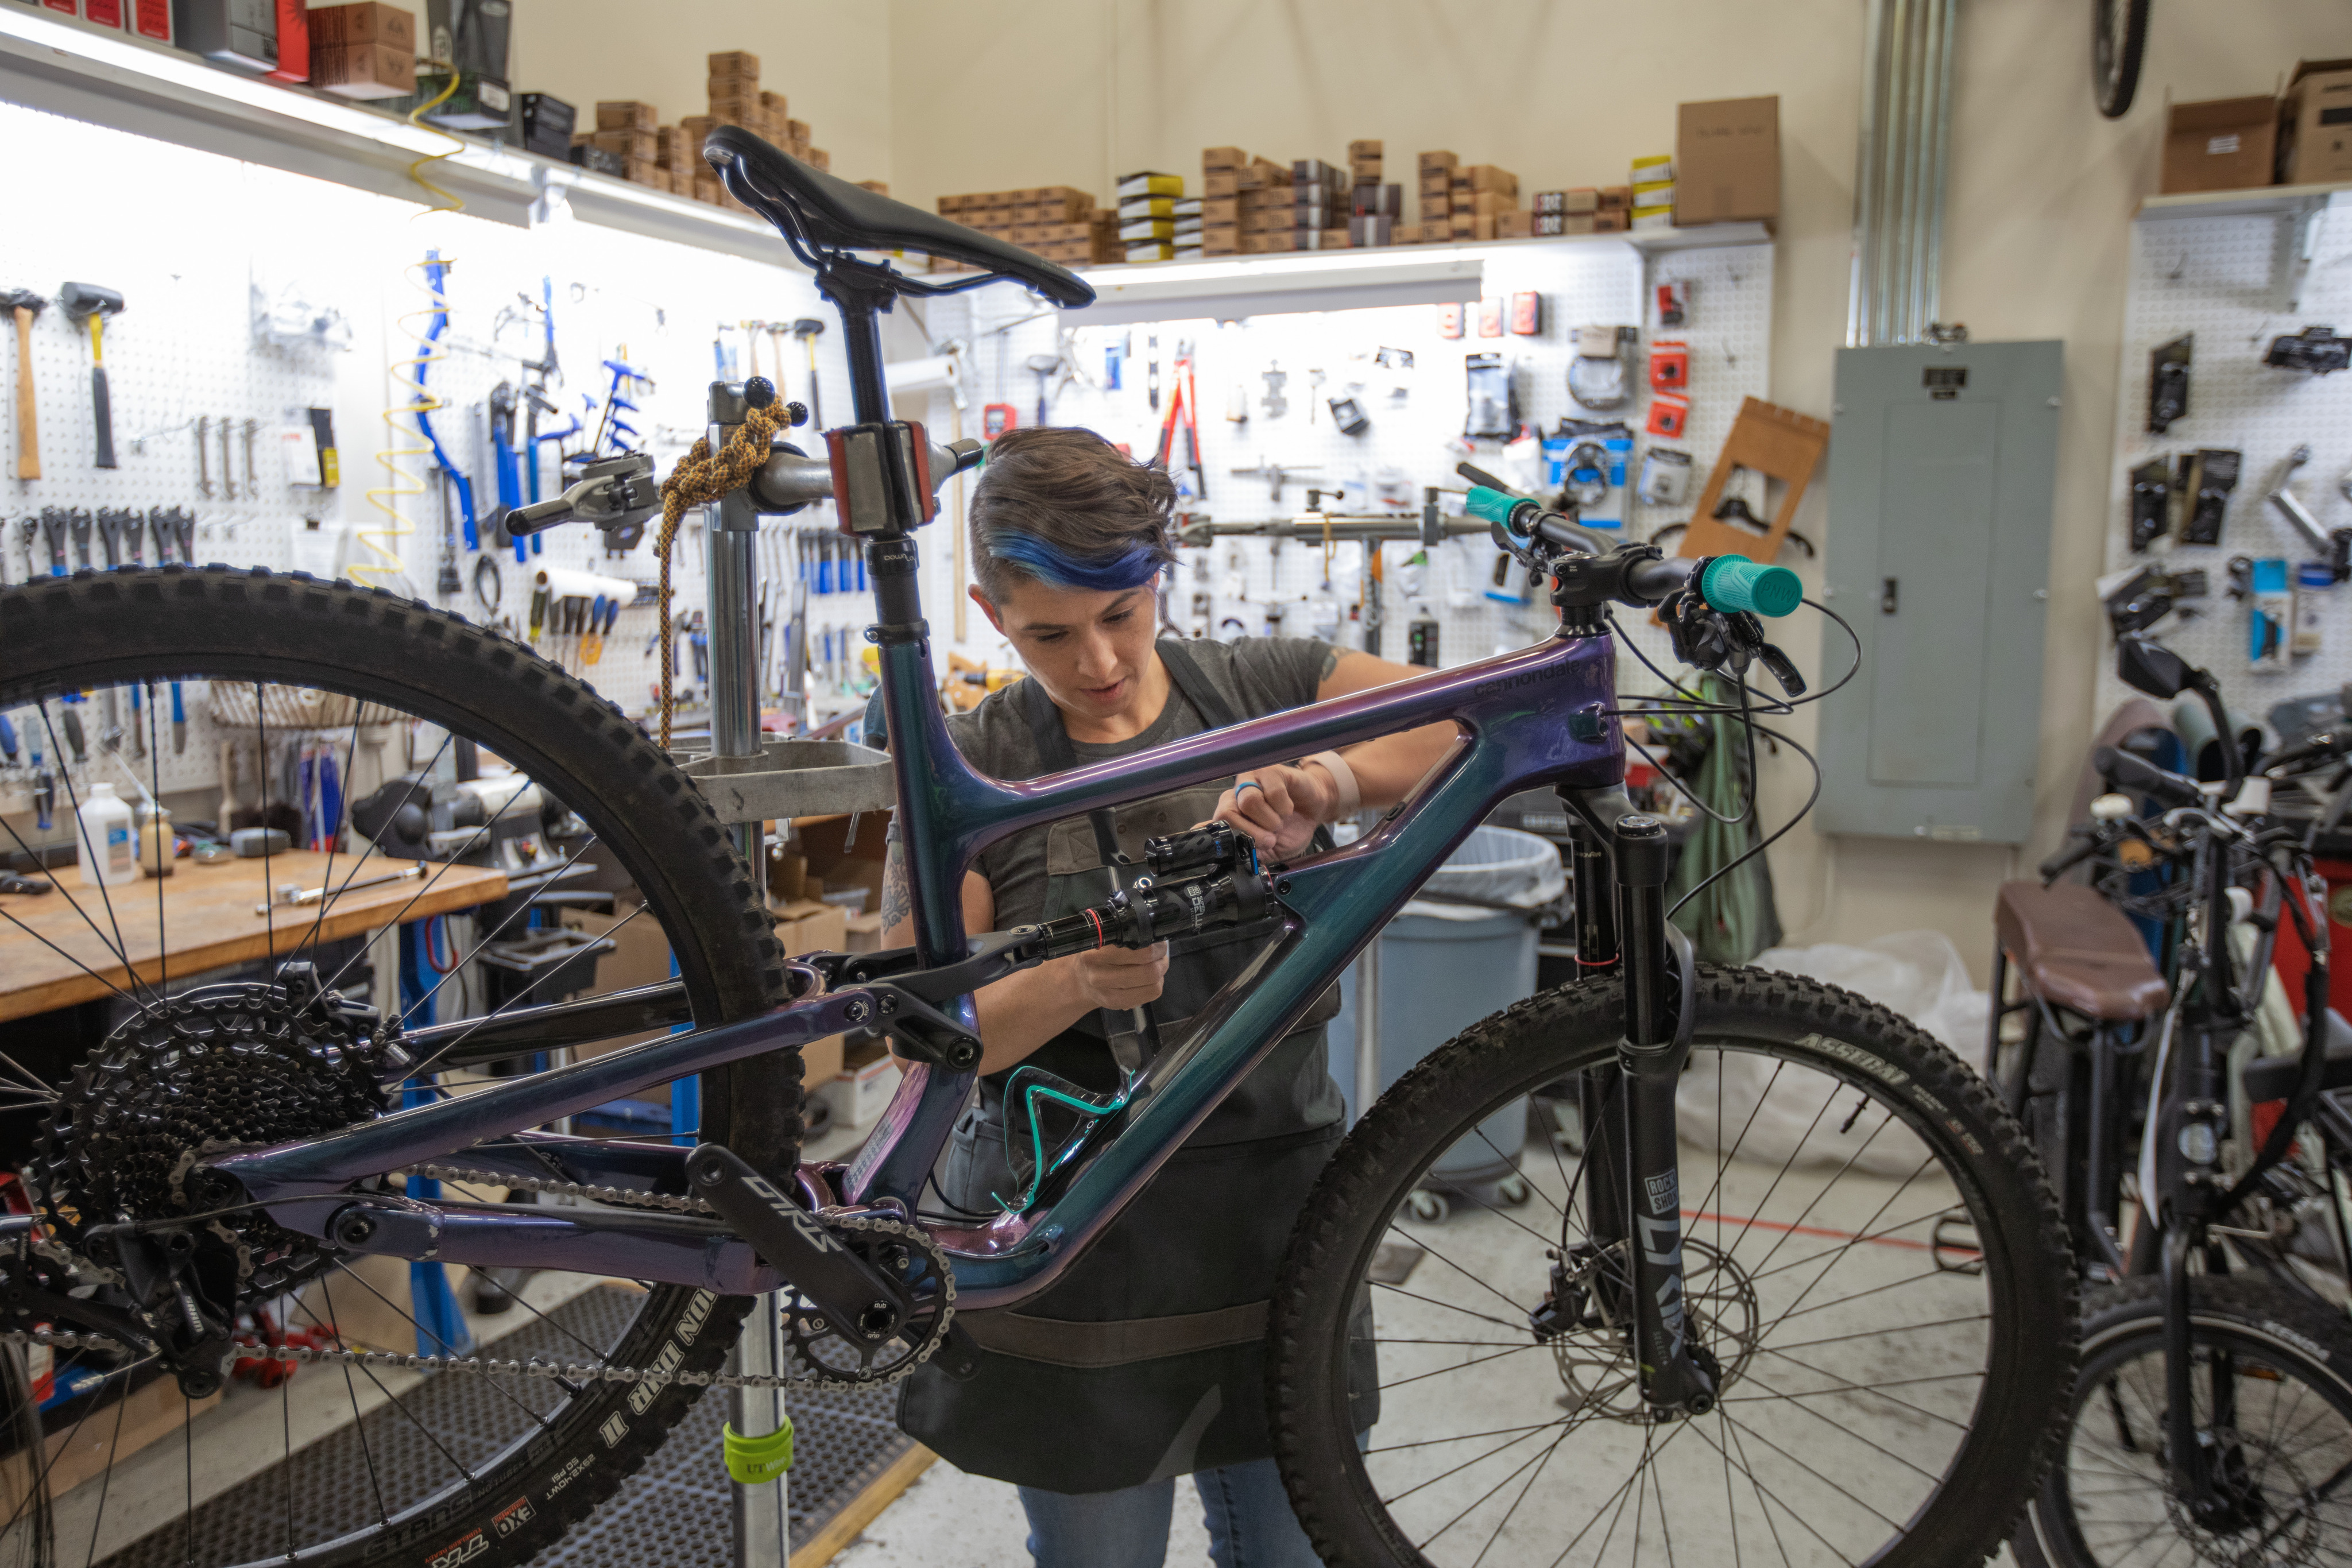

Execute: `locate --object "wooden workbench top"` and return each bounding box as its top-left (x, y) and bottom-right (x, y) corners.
top-left (0, 851), bottom-right (508, 1024)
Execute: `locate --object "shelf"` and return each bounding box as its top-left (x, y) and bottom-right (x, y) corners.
top-left (2136, 180), bottom-right (2352, 221)
top-left (1051, 222), bottom-right (1773, 325)
top-left (0, 6), bottom-right (792, 266)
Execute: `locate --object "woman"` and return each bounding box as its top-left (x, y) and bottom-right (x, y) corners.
top-left (881, 425), bottom-right (1453, 1567)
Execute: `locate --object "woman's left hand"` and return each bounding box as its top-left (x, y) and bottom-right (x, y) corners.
top-left (1213, 762), bottom-right (1334, 860)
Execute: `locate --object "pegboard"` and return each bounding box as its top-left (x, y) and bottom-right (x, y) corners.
top-left (919, 235), bottom-right (1775, 682)
top-left (2095, 199), bottom-right (2352, 735)
top-left (0, 96), bottom-right (895, 843)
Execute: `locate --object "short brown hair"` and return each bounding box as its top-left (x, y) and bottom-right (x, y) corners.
top-left (968, 427), bottom-right (1177, 598)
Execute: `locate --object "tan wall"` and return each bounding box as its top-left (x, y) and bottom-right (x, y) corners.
top-left (506, 2), bottom-right (895, 191)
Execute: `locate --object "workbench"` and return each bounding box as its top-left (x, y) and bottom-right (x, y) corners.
top-left (0, 851), bottom-right (508, 1024)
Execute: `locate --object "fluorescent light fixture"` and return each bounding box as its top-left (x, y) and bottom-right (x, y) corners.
top-left (1063, 250), bottom-right (1484, 325)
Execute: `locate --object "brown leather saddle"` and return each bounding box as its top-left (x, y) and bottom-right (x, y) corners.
top-left (1995, 880), bottom-right (2168, 1022)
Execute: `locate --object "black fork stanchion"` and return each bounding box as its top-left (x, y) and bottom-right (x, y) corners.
top-left (1613, 812), bottom-right (1716, 1417)
top-left (1566, 816), bottom-right (1629, 1249)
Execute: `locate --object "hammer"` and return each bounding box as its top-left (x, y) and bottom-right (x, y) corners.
top-left (59, 282), bottom-right (124, 470)
top-left (3, 290), bottom-right (41, 480)
top-left (791, 318), bottom-right (826, 431)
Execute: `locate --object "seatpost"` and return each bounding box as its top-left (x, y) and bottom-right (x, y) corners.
top-left (1614, 813), bottom-right (1715, 1418)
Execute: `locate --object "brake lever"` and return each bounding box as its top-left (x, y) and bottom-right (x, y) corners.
top-left (509, 452), bottom-right (659, 536)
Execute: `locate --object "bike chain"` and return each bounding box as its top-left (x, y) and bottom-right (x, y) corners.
top-left (2, 1168), bottom-right (956, 1393)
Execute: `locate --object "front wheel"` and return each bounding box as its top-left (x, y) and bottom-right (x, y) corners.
top-left (1270, 966), bottom-right (2078, 1567)
top-left (2017, 1275), bottom-right (2352, 1567)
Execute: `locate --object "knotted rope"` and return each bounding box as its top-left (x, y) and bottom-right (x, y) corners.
top-left (653, 404), bottom-right (791, 751)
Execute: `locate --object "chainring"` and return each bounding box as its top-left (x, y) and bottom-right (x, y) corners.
top-left (781, 1214), bottom-right (956, 1386)
top-left (32, 979), bottom-right (392, 1301)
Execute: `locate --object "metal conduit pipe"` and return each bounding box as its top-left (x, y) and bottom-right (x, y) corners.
top-left (1848, 0), bottom-right (1957, 344)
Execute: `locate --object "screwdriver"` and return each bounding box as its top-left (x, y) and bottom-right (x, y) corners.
top-left (127, 682), bottom-right (146, 757)
top-left (38, 510), bottom-right (67, 577)
top-left (0, 710), bottom-right (16, 765)
top-left (170, 682), bottom-right (185, 754)
top-left (60, 703), bottom-right (86, 763)
top-left (29, 733), bottom-right (51, 831)
top-left (68, 509), bottom-right (92, 572)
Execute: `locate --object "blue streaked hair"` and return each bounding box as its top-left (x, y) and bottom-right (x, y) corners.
top-left (970, 427), bottom-right (1177, 598)
top-left (985, 533), bottom-right (1163, 592)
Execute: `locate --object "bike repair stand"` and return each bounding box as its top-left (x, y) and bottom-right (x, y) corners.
top-left (706, 378), bottom-right (792, 1566)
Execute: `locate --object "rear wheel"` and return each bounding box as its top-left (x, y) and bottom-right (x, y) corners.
top-left (1270, 967), bottom-right (2078, 1566)
top-left (0, 568), bottom-right (798, 1567)
top-left (2018, 1275), bottom-right (2352, 1567)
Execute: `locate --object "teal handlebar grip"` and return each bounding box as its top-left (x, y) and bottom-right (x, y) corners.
top-left (1700, 555), bottom-right (1801, 619)
top-left (1464, 486), bottom-right (1525, 527)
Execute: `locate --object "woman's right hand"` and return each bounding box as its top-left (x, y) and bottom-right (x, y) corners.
top-left (1064, 940), bottom-right (1170, 1011)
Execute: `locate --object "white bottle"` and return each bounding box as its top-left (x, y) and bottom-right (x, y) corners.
top-left (76, 782), bottom-right (137, 889)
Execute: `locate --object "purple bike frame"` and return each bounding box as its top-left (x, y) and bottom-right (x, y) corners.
top-left (214, 628), bottom-right (1623, 1311)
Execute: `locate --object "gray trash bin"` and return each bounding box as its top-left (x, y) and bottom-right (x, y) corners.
top-left (1329, 826), bottom-right (1563, 1218)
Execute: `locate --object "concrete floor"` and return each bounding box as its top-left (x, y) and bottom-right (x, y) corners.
top-left (818, 1062), bottom-right (2035, 1568)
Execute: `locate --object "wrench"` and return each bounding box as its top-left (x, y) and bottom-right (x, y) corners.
top-left (242, 417), bottom-right (258, 498)
top-left (196, 414), bottom-right (213, 498)
top-left (218, 416), bottom-right (238, 501)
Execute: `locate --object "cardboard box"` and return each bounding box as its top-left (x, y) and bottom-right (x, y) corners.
top-left (2158, 95), bottom-right (2280, 193)
top-left (1597, 185), bottom-right (1632, 211)
top-left (1455, 164), bottom-right (1517, 194)
top-left (760, 87), bottom-right (787, 115)
top-left (707, 49), bottom-right (759, 78)
top-left (596, 99), bottom-right (656, 131)
top-left (695, 176), bottom-right (721, 204)
top-left (1202, 145), bottom-right (1249, 171)
top-left (1348, 138), bottom-right (1383, 160)
top-left (819, 1042), bottom-right (902, 1131)
top-left (1200, 196), bottom-right (1240, 226)
top-left (1593, 210), bottom-right (1628, 233)
top-left (624, 157), bottom-right (661, 187)
top-left (1676, 95), bottom-right (1781, 222)
top-left (803, 148), bottom-right (830, 172)
top-left (1459, 189), bottom-right (1515, 216)
top-left (1533, 212), bottom-right (1596, 237)
top-left (1202, 170), bottom-right (1240, 198)
top-left (1418, 150), bottom-right (1458, 173)
top-left (1495, 210), bottom-right (1532, 238)
top-left (2280, 60), bottom-right (2352, 185)
top-left (591, 127), bottom-right (656, 163)
top-left (306, 1), bottom-right (411, 48)
top-left (311, 40), bottom-right (411, 98)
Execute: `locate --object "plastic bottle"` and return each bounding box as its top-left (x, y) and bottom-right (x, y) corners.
top-left (76, 782), bottom-right (137, 888)
top-left (140, 806), bottom-right (175, 879)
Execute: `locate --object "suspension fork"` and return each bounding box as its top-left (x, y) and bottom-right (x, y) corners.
top-left (1566, 816), bottom-right (1628, 1264)
top-left (1564, 791), bottom-right (1713, 1417)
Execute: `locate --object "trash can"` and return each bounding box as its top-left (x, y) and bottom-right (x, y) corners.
top-left (1330, 826), bottom-right (1564, 1218)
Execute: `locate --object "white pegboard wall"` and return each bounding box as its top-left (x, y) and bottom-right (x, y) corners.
top-left (0, 97), bottom-right (886, 841)
top-left (922, 237), bottom-right (1774, 682)
top-left (2097, 202), bottom-right (2352, 734)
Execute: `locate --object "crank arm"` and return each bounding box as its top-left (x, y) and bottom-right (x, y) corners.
top-left (686, 1143), bottom-right (907, 1346)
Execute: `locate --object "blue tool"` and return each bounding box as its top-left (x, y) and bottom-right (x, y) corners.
top-left (169, 682), bottom-right (185, 754)
top-left (412, 251), bottom-right (478, 552)
top-left (0, 711), bottom-right (16, 765)
top-left (28, 731), bottom-right (50, 831)
top-left (490, 383), bottom-right (525, 564)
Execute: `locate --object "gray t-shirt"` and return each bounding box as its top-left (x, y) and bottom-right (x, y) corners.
top-left (926, 635), bottom-right (1346, 1147)
top-left (950, 636), bottom-right (1333, 926)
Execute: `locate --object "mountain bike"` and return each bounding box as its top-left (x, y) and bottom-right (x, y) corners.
top-left (2005, 635), bottom-right (2352, 1566)
top-left (0, 130), bottom-right (2074, 1568)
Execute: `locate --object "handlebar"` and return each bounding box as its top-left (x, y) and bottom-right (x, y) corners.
top-left (2094, 745), bottom-right (2206, 811)
top-left (2037, 831), bottom-right (2105, 882)
top-left (1463, 486), bottom-right (1800, 617)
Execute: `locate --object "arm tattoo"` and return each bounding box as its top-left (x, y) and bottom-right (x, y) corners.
top-left (880, 841), bottom-right (912, 930)
top-left (1317, 646), bottom-right (1340, 683)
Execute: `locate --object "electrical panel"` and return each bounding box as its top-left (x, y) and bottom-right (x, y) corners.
top-left (1817, 340), bottom-right (2062, 843)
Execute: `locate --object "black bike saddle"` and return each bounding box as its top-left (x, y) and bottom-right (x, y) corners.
top-left (702, 127), bottom-right (1094, 310)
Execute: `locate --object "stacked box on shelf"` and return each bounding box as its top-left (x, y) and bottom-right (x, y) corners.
top-left (1236, 156), bottom-right (1291, 253)
top-left (1449, 164), bottom-right (1518, 241)
top-left (1117, 172), bottom-right (1183, 262)
top-left (517, 92), bottom-right (574, 161)
top-left (931, 187), bottom-right (1105, 271)
top-left (1171, 196), bottom-right (1204, 262)
top-left (1629, 155), bottom-right (1673, 231)
top-left (1346, 141), bottom-right (1400, 247)
top-left (1529, 187), bottom-right (1600, 237)
top-left (1595, 185), bottom-right (1631, 233)
top-left (593, 102), bottom-right (663, 191)
top-left (1292, 158), bottom-right (1348, 250)
top-left (1418, 151), bottom-right (1456, 242)
top-left (1199, 148), bottom-right (1240, 254)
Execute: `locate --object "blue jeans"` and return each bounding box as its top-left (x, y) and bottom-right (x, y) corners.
top-left (1018, 1457), bottom-right (1320, 1568)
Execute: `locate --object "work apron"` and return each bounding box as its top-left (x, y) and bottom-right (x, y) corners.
top-left (897, 641), bottom-right (1370, 1494)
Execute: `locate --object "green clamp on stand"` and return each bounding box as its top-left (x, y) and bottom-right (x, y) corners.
top-left (724, 1419), bottom-right (796, 1485)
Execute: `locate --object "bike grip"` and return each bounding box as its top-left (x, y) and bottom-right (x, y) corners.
top-left (1700, 555), bottom-right (1802, 619)
top-left (2094, 745), bottom-right (2204, 810)
top-left (1464, 486), bottom-right (1525, 526)
top-left (2036, 833), bottom-right (2100, 881)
